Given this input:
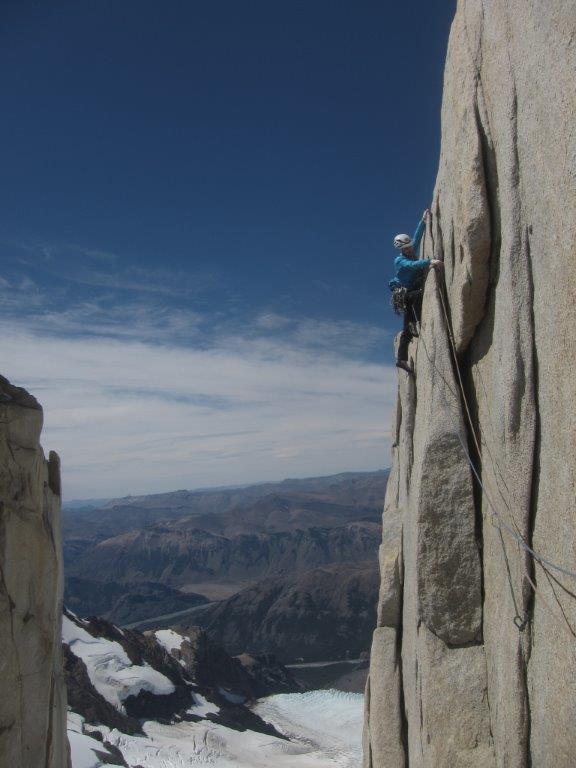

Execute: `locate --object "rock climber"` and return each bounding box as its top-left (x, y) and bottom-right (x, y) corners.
top-left (389, 209), bottom-right (443, 373)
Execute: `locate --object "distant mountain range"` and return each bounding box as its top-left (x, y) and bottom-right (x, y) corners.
top-left (63, 470), bottom-right (387, 661)
top-left (63, 470), bottom-right (388, 540)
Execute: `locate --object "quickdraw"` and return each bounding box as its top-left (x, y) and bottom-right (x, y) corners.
top-left (390, 286), bottom-right (408, 316)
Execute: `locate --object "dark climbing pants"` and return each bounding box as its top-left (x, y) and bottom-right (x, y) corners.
top-left (397, 291), bottom-right (423, 365)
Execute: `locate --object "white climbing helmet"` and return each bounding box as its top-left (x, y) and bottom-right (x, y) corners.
top-left (393, 234), bottom-right (413, 250)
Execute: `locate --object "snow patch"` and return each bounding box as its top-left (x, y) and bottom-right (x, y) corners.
top-left (190, 693), bottom-right (219, 717)
top-left (68, 712), bottom-right (116, 768)
top-left (84, 722), bottom-right (111, 740)
top-left (63, 615), bottom-right (175, 711)
top-left (155, 629), bottom-right (185, 654)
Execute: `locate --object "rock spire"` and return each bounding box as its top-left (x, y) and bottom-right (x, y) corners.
top-left (364, 1), bottom-right (576, 766)
top-left (0, 377), bottom-right (69, 768)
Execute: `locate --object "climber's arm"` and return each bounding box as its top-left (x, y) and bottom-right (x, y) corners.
top-left (395, 255), bottom-right (430, 275)
top-left (411, 209), bottom-right (430, 253)
top-left (411, 219), bottom-right (425, 252)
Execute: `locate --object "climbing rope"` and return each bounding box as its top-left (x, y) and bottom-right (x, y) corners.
top-left (434, 285), bottom-right (576, 582)
top-left (534, 566), bottom-right (576, 640)
top-left (436, 285), bottom-right (527, 541)
top-left (417, 219), bottom-right (576, 639)
top-left (408, 274), bottom-right (576, 637)
top-left (410, 299), bottom-right (529, 628)
top-left (420, 222), bottom-right (520, 535)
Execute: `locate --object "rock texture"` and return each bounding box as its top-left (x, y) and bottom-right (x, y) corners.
top-left (364, 3), bottom-right (576, 767)
top-left (168, 626), bottom-right (299, 699)
top-left (0, 376), bottom-right (69, 767)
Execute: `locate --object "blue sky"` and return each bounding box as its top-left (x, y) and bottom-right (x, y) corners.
top-left (0, 1), bottom-right (455, 498)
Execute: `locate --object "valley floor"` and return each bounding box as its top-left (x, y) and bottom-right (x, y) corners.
top-left (69, 690), bottom-right (363, 768)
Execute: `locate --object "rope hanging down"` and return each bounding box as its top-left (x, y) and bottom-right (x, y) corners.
top-left (410, 299), bottom-right (530, 629)
top-left (408, 271), bottom-right (576, 636)
top-left (434, 286), bottom-right (576, 583)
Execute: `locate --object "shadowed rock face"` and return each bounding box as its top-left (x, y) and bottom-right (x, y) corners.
top-left (364, 3), bottom-right (576, 767)
top-left (169, 626), bottom-right (299, 699)
top-left (0, 376), bottom-right (69, 767)
top-left (64, 576), bottom-right (209, 623)
top-left (187, 562), bottom-right (379, 663)
top-left (64, 644), bottom-right (144, 736)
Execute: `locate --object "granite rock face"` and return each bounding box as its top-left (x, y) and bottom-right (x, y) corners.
top-left (364, 2), bottom-right (576, 767)
top-left (0, 376), bottom-right (69, 768)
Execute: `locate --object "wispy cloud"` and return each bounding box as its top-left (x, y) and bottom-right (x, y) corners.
top-left (64, 264), bottom-right (218, 299)
top-left (0, 273), bottom-right (390, 358)
top-left (0, 239), bottom-right (219, 300)
top-left (1, 323), bottom-right (395, 499)
top-left (0, 240), bottom-right (396, 498)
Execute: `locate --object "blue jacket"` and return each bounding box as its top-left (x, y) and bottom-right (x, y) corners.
top-left (389, 218), bottom-right (429, 291)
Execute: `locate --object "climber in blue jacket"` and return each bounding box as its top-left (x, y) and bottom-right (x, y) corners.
top-left (390, 209), bottom-right (443, 373)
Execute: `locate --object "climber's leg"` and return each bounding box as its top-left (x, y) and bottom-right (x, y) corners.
top-left (412, 290), bottom-right (423, 322)
top-left (396, 305), bottom-right (414, 373)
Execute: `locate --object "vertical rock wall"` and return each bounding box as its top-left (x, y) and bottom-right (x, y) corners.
top-left (0, 377), bottom-right (69, 768)
top-left (364, 2), bottom-right (576, 767)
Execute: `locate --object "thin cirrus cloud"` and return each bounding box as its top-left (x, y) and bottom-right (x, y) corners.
top-left (0, 254), bottom-right (396, 500)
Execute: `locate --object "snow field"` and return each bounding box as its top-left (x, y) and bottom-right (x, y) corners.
top-left (69, 690), bottom-right (364, 768)
top-left (155, 629), bottom-right (185, 654)
top-left (63, 615), bottom-right (176, 711)
top-left (254, 690), bottom-right (364, 766)
top-left (68, 712), bottom-right (116, 768)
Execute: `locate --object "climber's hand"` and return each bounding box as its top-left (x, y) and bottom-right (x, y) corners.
top-left (430, 259), bottom-right (444, 269)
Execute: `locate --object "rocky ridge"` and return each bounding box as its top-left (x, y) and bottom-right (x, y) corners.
top-left (63, 610), bottom-right (299, 765)
top-left (0, 376), bottom-right (69, 767)
top-left (65, 520), bottom-right (380, 589)
top-left (363, 3), bottom-right (576, 767)
top-left (184, 562), bottom-right (379, 663)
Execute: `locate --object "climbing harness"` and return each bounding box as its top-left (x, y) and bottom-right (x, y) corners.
top-left (391, 286), bottom-right (408, 315)
top-left (391, 286), bottom-right (424, 323)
